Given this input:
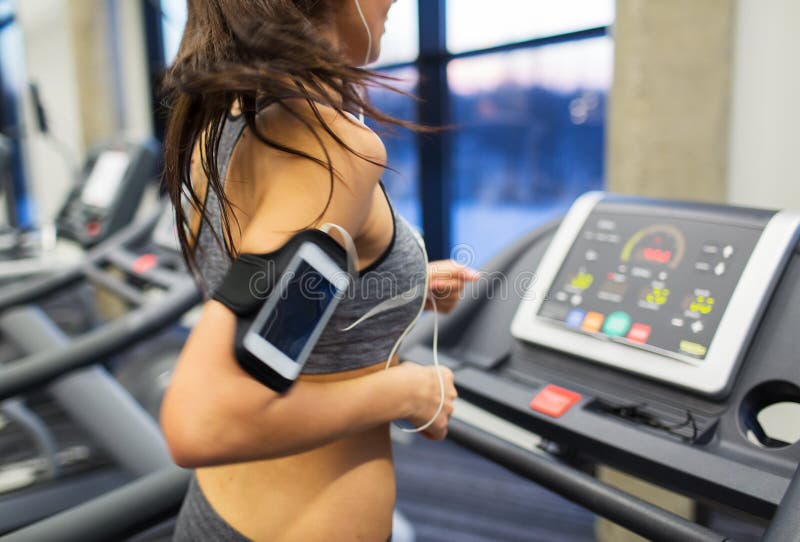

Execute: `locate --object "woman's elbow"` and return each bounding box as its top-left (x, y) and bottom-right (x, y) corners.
top-left (160, 391), bottom-right (230, 468)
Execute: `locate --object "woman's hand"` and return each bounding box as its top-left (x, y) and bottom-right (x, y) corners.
top-left (392, 362), bottom-right (457, 440)
top-left (425, 259), bottom-right (480, 314)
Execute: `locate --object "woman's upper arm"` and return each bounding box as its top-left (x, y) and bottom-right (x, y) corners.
top-left (238, 100), bottom-right (386, 253)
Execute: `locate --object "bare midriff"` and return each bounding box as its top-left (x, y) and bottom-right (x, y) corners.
top-left (196, 359), bottom-right (399, 542)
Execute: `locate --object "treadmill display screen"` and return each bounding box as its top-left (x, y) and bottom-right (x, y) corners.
top-left (81, 151), bottom-right (130, 209)
top-left (537, 212), bottom-right (762, 361)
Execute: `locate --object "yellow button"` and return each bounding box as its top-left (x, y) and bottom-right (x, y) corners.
top-left (680, 340), bottom-right (707, 357)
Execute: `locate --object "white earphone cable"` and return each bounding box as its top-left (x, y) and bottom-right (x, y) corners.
top-left (353, 0), bottom-right (372, 124)
top-left (383, 230), bottom-right (446, 434)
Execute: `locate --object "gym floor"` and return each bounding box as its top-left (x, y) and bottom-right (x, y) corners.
top-left (393, 435), bottom-right (766, 542)
top-left (394, 436), bottom-right (595, 541)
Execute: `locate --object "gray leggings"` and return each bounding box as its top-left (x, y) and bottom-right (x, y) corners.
top-left (172, 475), bottom-right (251, 542)
top-left (172, 475), bottom-right (393, 542)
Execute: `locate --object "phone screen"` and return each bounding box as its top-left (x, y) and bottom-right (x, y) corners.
top-left (255, 260), bottom-right (339, 361)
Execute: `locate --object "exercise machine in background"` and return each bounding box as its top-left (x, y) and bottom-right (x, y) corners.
top-left (0, 138), bottom-right (160, 283)
top-left (0, 204), bottom-right (198, 534)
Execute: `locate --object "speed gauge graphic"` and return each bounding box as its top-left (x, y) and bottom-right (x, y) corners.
top-left (620, 224), bottom-right (686, 269)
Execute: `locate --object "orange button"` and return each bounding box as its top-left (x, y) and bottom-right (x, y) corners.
top-left (581, 311), bottom-right (605, 333)
top-left (530, 384), bottom-right (582, 418)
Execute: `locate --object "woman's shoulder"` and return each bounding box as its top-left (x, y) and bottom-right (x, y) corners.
top-left (248, 99), bottom-right (386, 172)
top-left (230, 99), bottom-right (386, 253)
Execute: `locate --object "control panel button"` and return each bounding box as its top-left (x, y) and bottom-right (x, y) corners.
top-left (689, 295), bottom-right (714, 315)
top-left (680, 340), bottom-right (707, 357)
top-left (602, 311), bottom-right (632, 337)
top-left (597, 219), bottom-right (616, 231)
top-left (570, 272), bottom-right (594, 291)
top-left (714, 262), bottom-right (726, 276)
top-left (581, 312), bottom-right (605, 333)
top-left (691, 320), bottom-right (704, 333)
top-left (566, 309), bottom-right (586, 328)
top-left (627, 323), bottom-right (652, 344)
top-left (695, 262), bottom-right (711, 272)
top-left (530, 385), bottom-right (582, 418)
top-left (670, 317), bottom-right (684, 328)
top-left (86, 221), bottom-right (102, 237)
top-left (723, 245), bottom-right (734, 259)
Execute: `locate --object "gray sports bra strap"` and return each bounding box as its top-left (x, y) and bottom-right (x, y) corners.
top-left (217, 115), bottom-right (248, 183)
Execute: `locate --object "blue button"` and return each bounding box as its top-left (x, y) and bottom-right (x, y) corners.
top-left (566, 309), bottom-right (586, 328)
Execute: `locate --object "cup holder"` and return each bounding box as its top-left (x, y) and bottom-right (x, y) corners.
top-left (739, 381), bottom-right (800, 448)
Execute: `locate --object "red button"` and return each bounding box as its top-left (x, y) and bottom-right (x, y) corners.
top-left (530, 384), bottom-right (582, 418)
top-left (86, 221), bottom-right (101, 237)
top-left (627, 323), bottom-right (652, 344)
top-left (132, 253), bottom-right (159, 274)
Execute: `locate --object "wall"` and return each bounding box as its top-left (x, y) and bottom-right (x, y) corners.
top-left (607, 0), bottom-right (735, 201)
top-left (16, 0), bottom-right (84, 223)
top-left (16, 0), bottom-right (153, 225)
top-left (727, 0), bottom-right (800, 209)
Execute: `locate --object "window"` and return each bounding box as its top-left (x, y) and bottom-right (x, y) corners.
top-left (368, 1), bottom-right (421, 227)
top-left (449, 37), bottom-right (612, 265)
top-left (160, 0), bottom-right (186, 65)
top-left (371, 0), bottom-right (419, 67)
top-left (146, 1), bottom-right (614, 264)
top-left (447, 0), bottom-right (614, 53)
top-left (367, 67), bottom-right (420, 227)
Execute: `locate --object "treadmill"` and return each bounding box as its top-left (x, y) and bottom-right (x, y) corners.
top-left (400, 191), bottom-right (800, 541)
top-left (0, 139), bottom-right (160, 282)
top-left (5, 192), bottom-right (800, 541)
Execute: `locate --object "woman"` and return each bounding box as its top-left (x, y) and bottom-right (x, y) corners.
top-left (160, 1), bottom-right (475, 540)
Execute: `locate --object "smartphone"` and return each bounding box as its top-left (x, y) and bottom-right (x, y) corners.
top-left (242, 242), bottom-right (350, 381)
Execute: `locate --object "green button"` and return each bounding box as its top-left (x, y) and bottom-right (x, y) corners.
top-left (602, 311), bottom-right (631, 337)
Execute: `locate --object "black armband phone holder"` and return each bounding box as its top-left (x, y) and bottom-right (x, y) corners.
top-left (212, 229), bottom-right (348, 392)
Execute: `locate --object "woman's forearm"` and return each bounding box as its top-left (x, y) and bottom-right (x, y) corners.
top-left (161, 301), bottom-right (414, 467)
top-left (212, 369), bottom-right (411, 463)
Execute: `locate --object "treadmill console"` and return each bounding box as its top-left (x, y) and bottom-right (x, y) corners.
top-left (57, 140), bottom-right (160, 247)
top-left (512, 192), bottom-right (800, 396)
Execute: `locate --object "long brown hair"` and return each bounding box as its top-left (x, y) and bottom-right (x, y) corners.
top-left (161, 0), bottom-right (417, 279)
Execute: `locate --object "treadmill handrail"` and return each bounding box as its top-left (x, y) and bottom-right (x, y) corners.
top-left (0, 211), bottom-right (160, 310)
top-left (0, 280), bottom-right (199, 400)
top-left (447, 418), bottom-right (730, 542)
top-left (762, 462), bottom-right (800, 542)
top-left (0, 466), bottom-right (191, 542)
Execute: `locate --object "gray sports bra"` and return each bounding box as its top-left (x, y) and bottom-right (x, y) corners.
top-left (195, 114), bottom-right (428, 374)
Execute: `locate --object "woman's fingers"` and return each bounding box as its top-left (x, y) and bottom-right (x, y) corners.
top-left (428, 259), bottom-right (481, 283)
top-left (425, 260), bottom-right (480, 314)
